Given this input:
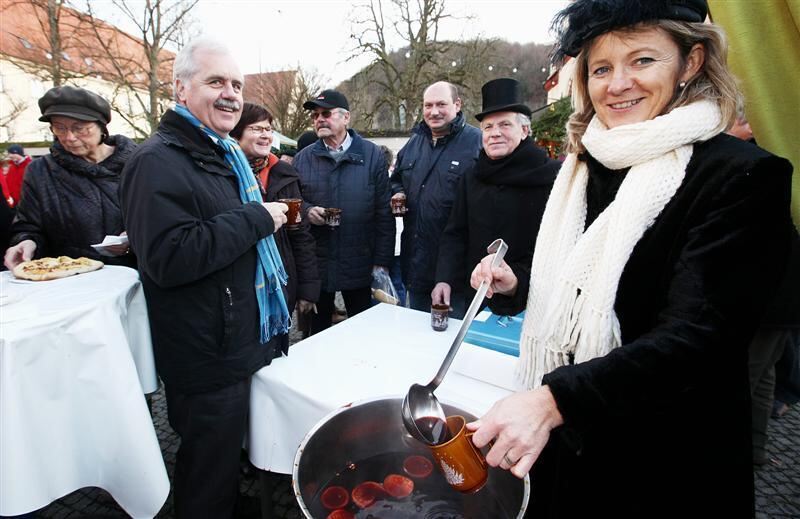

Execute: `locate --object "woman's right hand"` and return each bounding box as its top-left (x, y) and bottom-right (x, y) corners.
top-left (4, 240), bottom-right (37, 270)
top-left (470, 255), bottom-right (518, 298)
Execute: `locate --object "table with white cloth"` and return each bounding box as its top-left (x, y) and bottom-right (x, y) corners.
top-left (248, 303), bottom-right (518, 474)
top-left (0, 266), bottom-right (169, 518)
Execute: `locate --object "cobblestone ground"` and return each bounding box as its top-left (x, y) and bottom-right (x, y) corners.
top-left (29, 308), bottom-right (800, 518)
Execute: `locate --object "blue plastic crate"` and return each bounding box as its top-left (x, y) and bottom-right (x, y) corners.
top-left (464, 310), bottom-right (524, 357)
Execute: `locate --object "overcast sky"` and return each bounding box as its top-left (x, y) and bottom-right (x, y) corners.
top-left (94, 0), bottom-right (568, 87)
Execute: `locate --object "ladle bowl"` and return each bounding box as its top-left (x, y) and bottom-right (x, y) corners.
top-left (402, 238), bottom-right (508, 445)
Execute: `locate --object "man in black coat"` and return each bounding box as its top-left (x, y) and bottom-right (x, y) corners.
top-left (435, 78), bottom-right (559, 315)
top-left (390, 81), bottom-right (482, 314)
top-left (120, 38), bottom-right (289, 518)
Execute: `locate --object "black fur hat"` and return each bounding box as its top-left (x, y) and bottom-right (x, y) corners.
top-left (551, 0), bottom-right (708, 63)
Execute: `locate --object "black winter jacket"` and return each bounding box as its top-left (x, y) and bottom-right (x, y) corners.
top-left (10, 136), bottom-right (137, 268)
top-left (120, 110), bottom-right (281, 394)
top-left (293, 130), bottom-right (395, 291)
top-left (390, 112), bottom-right (481, 292)
top-left (256, 155), bottom-right (320, 311)
top-left (436, 138), bottom-right (559, 301)
top-left (492, 134), bottom-right (793, 518)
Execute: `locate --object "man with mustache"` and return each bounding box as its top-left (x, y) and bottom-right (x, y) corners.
top-left (120, 37), bottom-right (290, 518)
top-left (389, 81), bottom-right (481, 317)
top-left (293, 89), bottom-right (395, 333)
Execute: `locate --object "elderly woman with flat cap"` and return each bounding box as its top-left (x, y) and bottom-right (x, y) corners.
top-left (4, 85), bottom-right (136, 269)
top-left (468, 1), bottom-right (794, 516)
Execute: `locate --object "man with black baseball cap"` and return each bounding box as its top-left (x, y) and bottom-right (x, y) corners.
top-left (294, 89), bottom-right (395, 333)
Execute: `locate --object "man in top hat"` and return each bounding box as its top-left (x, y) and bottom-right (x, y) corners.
top-left (434, 78), bottom-right (560, 313)
top-left (389, 81), bottom-right (482, 317)
top-left (293, 89), bottom-right (395, 333)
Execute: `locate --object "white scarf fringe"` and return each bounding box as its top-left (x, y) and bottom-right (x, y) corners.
top-left (516, 101), bottom-right (722, 389)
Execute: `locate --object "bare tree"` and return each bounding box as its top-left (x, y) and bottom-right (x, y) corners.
top-left (0, 97), bottom-right (30, 136)
top-left (245, 67), bottom-right (326, 139)
top-left (81, 0), bottom-right (197, 137)
top-left (2, 0), bottom-right (90, 85)
top-left (348, 0), bottom-right (494, 131)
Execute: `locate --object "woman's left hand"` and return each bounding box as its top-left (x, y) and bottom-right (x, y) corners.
top-left (467, 386), bottom-right (564, 478)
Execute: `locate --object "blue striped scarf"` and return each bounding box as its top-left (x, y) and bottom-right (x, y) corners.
top-left (174, 104), bottom-right (290, 343)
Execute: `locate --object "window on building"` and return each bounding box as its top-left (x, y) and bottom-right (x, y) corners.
top-left (84, 57), bottom-right (93, 67)
top-left (18, 37), bottom-right (33, 49)
top-left (44, 52), bottom-right (52, 60)
top-left (61, 51), bottom-right (71, 61)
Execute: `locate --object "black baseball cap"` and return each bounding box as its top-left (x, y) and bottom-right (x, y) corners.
top-left (303, 89), bottom-right (349, 111)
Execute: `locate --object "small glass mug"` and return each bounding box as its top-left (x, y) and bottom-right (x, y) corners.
top-left (325, 207), bottom-right (342, 227)
top-left (429, 415), bottom-right (488, 494)
top-left (391, 197), bottom-right (407, 215)
top-left (431, 303), bottom-right (449, 331)
top-left (278, 198), bottom-right (302, 230)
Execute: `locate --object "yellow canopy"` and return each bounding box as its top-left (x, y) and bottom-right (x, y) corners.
top-left (709, 0), bottom-right (800, 227)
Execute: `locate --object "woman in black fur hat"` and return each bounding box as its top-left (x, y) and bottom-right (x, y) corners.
top-left (466, 1), bottom-right (794, 516)
top-left (4, 86), bottom-right (137, 269)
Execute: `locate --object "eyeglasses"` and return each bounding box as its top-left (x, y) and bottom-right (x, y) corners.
top-left (310, 109), bottom-right (342, 120)
top-left (51, 123), bottom-right (94, 137)
top-left (247, 125), bottom-right (272, 135)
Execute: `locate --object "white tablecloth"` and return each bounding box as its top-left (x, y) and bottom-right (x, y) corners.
top-left (0, 266), bottom-right (169, 518)
top-left (248, 303), bottom-right (516, 474)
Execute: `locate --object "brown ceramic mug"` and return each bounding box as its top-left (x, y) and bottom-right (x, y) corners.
top-left (278, 198), bottom-right (302, 230)
top-left (431, 303), bottom-right (449, 331)
top-left (391, 197), bottom-right (407, 215)
top-left (324, 207), bottom-right (342, 227)
top-left (429, 415), bottom-right (488, 494)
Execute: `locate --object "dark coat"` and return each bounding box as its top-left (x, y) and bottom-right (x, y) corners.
top-left (9, 136), bottom-right (137, 268)
top-left (390, 112), bottom-right (482, 292)
top-left (435, 138), bottom-right (559, 300)
top-left (491, 134), bottom-right (793, 518)
top-left (256, 154), bottom-right (320, 311)
top-left (293, 130), bottom-right (395, 291)
top-left (120, 110), bottom-right (281, 395)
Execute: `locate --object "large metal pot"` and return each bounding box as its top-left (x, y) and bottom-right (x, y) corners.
top-left (293, 396), bottom-right (529, 518)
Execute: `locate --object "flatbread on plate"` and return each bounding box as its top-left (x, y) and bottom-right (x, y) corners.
top-left (12, 256), bottom-right (104, 282)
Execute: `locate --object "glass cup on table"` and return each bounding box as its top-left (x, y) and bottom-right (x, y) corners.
top-left (430, 303), bottom-right (449, 331)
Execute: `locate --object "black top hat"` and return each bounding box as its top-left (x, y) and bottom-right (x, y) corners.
top-left (475, 78), bottom-right (531, 122)
top-left (551, 0), bottom-right (709, 62)
top-left (303, 89), bottom-right (349, 111)
top-left (38, 85), bottom-right (111, 124)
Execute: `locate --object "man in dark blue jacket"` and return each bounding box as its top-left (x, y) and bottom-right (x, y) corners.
top-left (389, 81), bottom-right (481, 316)
top-left (293, 90), bottom-right (395, 333)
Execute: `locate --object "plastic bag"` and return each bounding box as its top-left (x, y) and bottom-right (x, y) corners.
top-left (371, 268), bottom-right (400, 305)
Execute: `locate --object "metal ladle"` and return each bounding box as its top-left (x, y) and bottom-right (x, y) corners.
top-left (402, 238), bottom-right (509, 445)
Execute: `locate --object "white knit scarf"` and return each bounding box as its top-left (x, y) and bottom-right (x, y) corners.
top-left (516, 100), bottom-right (722, 389)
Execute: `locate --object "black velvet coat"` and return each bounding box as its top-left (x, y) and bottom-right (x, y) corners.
top-left (490, 134), bottom-right (793, 518)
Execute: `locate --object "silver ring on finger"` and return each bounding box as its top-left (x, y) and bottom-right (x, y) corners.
top-left (503, 453), bottom-right (516, 467)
